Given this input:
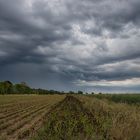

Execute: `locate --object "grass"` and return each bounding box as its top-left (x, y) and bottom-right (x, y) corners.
top-left (32, 95), bottom-right (140, 140)
top-left (78, 95), bottom-right (140, 140)
top-left (91, 93), bottom-right (140, 104)
top-left (31, 96), bottom-right (99, 140)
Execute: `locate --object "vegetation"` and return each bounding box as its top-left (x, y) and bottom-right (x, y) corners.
top-left (0, 81), bottom-right (13, 94)
top-left (78, 95), bottom-right (140, 140)
top-left (92, 93), bottom-right (140, 104)
top-left (0, 94), bottom-right (140, 140)
top-left (0, 81), bottom-right (32, 95)
top-left (0, 81), bottom-right (84, 95)
top-left (32, 96), bottom-right (97, 140)
top-left (31, 95), bottom-right (140, 140)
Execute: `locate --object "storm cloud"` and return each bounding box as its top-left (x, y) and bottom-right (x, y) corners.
top-left (0, 0), bottom-right (140, 92)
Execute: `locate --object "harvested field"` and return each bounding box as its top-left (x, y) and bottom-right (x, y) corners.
top-left (0, 95), bottom-right (65, 140)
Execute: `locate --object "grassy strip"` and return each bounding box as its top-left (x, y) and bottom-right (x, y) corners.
top-left (31, 96), bottom-right (104, 140)
top-left (92, 94), bottom-right (140, 104)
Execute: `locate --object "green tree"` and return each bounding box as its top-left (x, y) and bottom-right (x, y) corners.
top-left (78, 91), bottom-right (83, 94)
top-left (14, 82), bottom-right (32, 94)
top-left (0, 81), bottom-right (13, 94)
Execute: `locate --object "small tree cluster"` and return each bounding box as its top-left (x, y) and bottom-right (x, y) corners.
top-left (0, 81), bottom-right (32, 94)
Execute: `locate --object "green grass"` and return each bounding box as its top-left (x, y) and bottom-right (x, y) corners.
top-left (91, 94), bottom-right (140, 104)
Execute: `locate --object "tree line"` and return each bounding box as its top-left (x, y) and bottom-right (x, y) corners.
top-left (0, 81), bottom-right (86, 95)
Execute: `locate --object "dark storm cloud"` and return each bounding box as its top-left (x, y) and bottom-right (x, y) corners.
top-left (0, 0), bottom-right (140, 92)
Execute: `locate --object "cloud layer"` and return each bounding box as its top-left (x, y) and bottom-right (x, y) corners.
top-left (0, 0), bottom-right (140, 92)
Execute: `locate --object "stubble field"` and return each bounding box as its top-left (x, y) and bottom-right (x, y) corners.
top-left (0, 95), bottom-right (65, 140)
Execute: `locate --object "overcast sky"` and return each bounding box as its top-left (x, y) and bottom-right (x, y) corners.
top-left (0, 0), bottom-right (140, 92)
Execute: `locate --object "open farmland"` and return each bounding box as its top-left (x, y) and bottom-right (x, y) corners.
top-left (0, 94), bottom-right (140, 140)
top-left (0, 95), bottom-right (65, 140)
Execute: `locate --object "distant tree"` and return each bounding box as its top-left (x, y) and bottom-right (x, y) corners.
top-left (61, 91), bottom-right (65, 94)
top-left (0, 80), bottom-right (75, 95)
top-left (0, 82), bottom-right (5, 94)
top-left (69, 91), bottom-right (75, 94)
top-left (78, 91), bottom-right (83, 94)
top-left (0, 81), bottom-right (13, 94)
top-left (91, 92), bottom-right (95, 95)
top-left (14, 82), bottom-right (32, 94)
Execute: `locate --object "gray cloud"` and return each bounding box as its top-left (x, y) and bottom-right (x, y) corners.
top-left (0, 0), bottom-right (140, 92)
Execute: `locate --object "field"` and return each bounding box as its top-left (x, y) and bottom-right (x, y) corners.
top-left (0, 94), bottom-right (140, 140)
top-left (0, 95), bottom-right (65, 140)
top-left (91, 94), bottom-right (140, 104)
